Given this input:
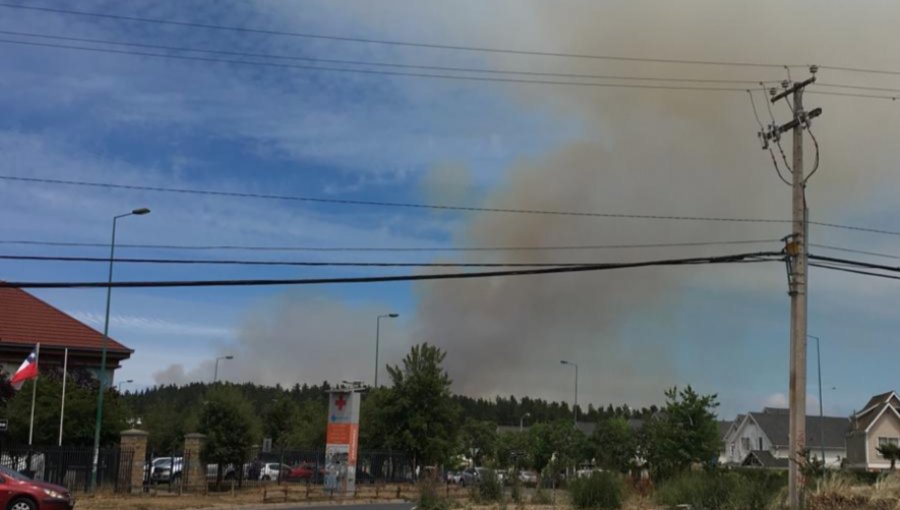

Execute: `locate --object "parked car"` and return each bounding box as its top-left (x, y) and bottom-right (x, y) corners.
top-left (149, 457), bottom-right (183, 484)
top-left (287, 463), bottom-right (326, 481)
top-left (258, 462), bottom-right (291, 481)
top-left (0, 464), bottom-right (74, 510)
top-left (460, 467), bottom-right (479, 486)
top-left (445, 470), bottom-right (463, 484)
top-left (518, 470), bottom-right (538, 487)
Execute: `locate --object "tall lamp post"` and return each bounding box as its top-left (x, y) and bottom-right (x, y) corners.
top-left (374, 313), bottom-right (398, 388)
top-left (560, 360), bottom-right (579, 428)
top-left (91, 207), bottom-right (150, 491)
top-left (214, 355), bottom-right (234, 383)
top-left (116, 379), bottom-right (133, 392)
top-left (519, 412), bottom-right (531, 432)
top-left (808, 335), bottom-right (825, 465)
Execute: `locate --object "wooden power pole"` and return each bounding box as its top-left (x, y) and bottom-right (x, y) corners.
top-left (764, 70), bottom-right (822, 510)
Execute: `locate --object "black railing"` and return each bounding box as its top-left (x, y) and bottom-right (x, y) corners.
top-left (0, 445), bottom-right (133, 493)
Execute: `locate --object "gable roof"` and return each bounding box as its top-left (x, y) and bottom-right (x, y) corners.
top-left (718, 420), bottom-right (733, 440)
top-left (0, 287), bottom-right (131, 353)
top-left (854, 392), bottom-right (900, 431)
top-left (742, 450), bottom-right (789, 469)
top-left (748, 410), bottom-right (849, 448)
top-left (860, 391), bottom-right (899, 414)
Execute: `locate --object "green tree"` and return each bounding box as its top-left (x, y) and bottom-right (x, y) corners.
top-left (265, 395), bottom-right (299, 447)
top-left (459, 419), bottom-right (497, 465)
top-left (382, 343), bottom-right (461, 469)
top-left (496, 430), bottom-right (532, 469)
top-left (4, 371), bottom-right (127, 446)
top-left (591, 417), bottom-right (637, 473)
top-left (643, 386), bottom-right (719, 481)
top-left (200, 386), bottom-right (260, 480)
top-left (529, 420), bottom-right (588, 472)
top-left (877, 443), bottom-right (900, 470)
top-left (282, 399), bottom-right (326, 449)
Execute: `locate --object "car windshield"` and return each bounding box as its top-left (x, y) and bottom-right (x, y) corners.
top-left (0, 465), bottom-right (32, 481)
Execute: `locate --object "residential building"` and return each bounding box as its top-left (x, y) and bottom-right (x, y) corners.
top-left (845, 391), bottom-right (900, 471)
top-left (723, 407), bottom-right (850, 468)
top-left (0, 287), bottom-right (132, 383)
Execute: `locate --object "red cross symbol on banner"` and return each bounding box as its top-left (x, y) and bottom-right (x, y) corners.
top-left (335, 393), bottom-right (347, 411)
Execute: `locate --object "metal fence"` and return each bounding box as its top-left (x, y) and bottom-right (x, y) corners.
top-left (204, 449), bottom-right (413, 490)
top-left (0, 445), bottom-right (133, 493)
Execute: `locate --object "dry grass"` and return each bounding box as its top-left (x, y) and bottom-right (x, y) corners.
top-left (803, 473), bottom-right (900, 510)
top-left (75, 484), bottom-right (417, 510)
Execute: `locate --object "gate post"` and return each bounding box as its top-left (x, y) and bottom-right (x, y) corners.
top-left (119, 429), bottom-right (148, 494)
top-left (183, 433), bottom-right (207, 492)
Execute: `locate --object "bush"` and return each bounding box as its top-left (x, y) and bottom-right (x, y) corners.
top-left (478, 469), bottom-right (504, 502)
top-left (654, 470), bottom-right (784, 510)
top-left (418, 477), bottom-right (449, 510)
top-left (532, 482), bottom-right (552, 505)
top-left (568, 471), bottom-right (624, 510)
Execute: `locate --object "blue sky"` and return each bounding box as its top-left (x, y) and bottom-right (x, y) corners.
top-left (2, 0), bottom-right (900, 420)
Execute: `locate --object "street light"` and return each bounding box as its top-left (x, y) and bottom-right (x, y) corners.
top-left (116, 379), bottom-right (133, 392)
top-left (214, 355), bottom-right (235, 383)
top-left (560, 360), bottom-right (579, 428)
top-left (808, 335), bottom-right (825, 465)
top-left (91, 207), bottom-right (150, 491)
top-left (519, 412), bottom-right (531, 432)
top-left (374, 313), bottom-right (399, 388)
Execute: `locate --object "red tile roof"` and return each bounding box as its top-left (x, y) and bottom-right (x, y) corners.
top-left (0, 287), bottom-right (131, 353)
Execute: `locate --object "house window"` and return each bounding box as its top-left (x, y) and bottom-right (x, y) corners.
top-left (878, 437), bottom-right (899, 456)
top-left (758, 437), bottom-right (763, 450)
top-left (741, 437), bottom-right (750, 451)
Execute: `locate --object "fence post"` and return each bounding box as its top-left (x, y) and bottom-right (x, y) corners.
top-left (119, 429), bottom-right (149, 494)
top-left (183, 433), bottom-right (207, 493)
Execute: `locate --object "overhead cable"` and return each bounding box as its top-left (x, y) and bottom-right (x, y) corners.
top-left (0, 251), bottom-right (783, 288)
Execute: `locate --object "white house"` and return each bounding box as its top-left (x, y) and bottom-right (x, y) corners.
top-left (845, 391), bottom-right (900, 471)
top-left (723, 407), bottom-right (850, 468)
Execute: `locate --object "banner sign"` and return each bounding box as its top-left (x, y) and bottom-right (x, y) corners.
top-left (324, 391), bottom-right (360, 493)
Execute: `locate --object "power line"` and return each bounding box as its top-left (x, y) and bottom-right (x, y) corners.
top-left (2, 37), bottom-right (897, 100)
top-left (0, 238), bottom-right (782, 252)
top-left (0, 251), bottom-right (783, 289)
top-left (0, 29), bottom-right (783, 86)
top-left (0, 38), bottom-right (758, 93)
top-left (0, 254), bottom-right (604, 268)
top-left (6, 175), bottom-right (900, 238)
top-left (810, 243), bottom-right (900, 260)
top-left (16, 29), bottom-right (898, 94)
top-left (0, 3), bottom-right (797, 68)
top-left (809, 262), bottom-right (900, 281)
top-left (0, 175), bottom-right (792, 224)
top-left (808, 253), bottom-right (900, 274)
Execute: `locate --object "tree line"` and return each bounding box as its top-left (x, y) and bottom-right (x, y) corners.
top-left (0, 342), bottom-right (720, 483)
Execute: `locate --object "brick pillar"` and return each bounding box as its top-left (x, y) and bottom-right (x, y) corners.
top-left (120, 429), bottom-right (149, 494)
top-left (183, 433), bottom-right (207, 492)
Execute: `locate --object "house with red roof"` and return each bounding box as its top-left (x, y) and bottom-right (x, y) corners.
top-left (0, 287), bottom-right (132, 383)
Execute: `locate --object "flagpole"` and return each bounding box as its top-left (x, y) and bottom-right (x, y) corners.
top-left (59, 348), bottom-right (68, 447)
top-left (28, 343), bottom-right (40, 446)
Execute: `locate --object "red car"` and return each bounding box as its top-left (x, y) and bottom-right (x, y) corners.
top-left (0, 465), bottom-right (74, 510)
top-left (287, 463), bottom-right (325, 481)
top-left (288, 464), bottom-right (314, 480)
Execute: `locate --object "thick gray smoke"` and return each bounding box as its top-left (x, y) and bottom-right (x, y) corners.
top-left (158, 1), bottom-right (900, 411)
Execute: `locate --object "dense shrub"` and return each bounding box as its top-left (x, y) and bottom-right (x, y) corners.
top-left (478, 469), bottom-right (504, 502)
top-left (654, 470), bottom-right (785, 510)
top-left (418, 477), bottom-right (449, 510)
top-left (532, 482), bottom-right (552, 505)
top-left (568, 471), bottom-right (624, 510)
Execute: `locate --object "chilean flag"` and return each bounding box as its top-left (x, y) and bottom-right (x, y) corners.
top-left (10, 350), bottom-right (38, 389)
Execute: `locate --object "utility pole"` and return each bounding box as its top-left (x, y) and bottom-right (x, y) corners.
top-left (763, 69), bottom-right (822, 510)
